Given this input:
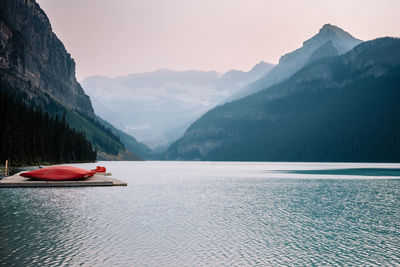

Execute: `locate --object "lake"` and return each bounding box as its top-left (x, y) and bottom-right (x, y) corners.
top-left (1, 161), bottom-right (400, 266)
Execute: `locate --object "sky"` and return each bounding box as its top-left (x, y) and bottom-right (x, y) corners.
top-left (36, 0), bottom-right (400, 81)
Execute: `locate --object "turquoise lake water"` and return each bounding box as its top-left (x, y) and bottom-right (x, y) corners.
top-left (1, 161), bottom-right (400, 266)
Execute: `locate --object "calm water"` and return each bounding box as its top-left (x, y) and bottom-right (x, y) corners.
top-left (1, 161), bottom-right (400, 266)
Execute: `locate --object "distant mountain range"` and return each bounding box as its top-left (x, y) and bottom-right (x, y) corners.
top-left (82, 62), bottom-right (274, 149)
top-left (165, 36), bottom-right (400, 162)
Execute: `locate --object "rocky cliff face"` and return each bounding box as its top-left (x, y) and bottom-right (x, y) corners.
top-left (0, 0), bottom-right (141, 160)
top-left (0, 0), bottom-right (94, 117)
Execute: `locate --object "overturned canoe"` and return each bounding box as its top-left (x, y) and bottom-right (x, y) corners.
top-left (20, 166), bottom-right (95, 181)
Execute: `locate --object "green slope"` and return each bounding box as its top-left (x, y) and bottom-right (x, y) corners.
top-left (0, 84), bottom-right (128, 158)
top-left (96, 116), bottom-right (152, 159)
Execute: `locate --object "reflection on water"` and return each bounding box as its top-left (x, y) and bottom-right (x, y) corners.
top-left (1, 161), bottom-right (400, 266)
top-left (283, 168), bottom-right (400, 176)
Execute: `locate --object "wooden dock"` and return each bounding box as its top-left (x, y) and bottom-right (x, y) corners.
top-left (0, 172), bottom-right (127, 187)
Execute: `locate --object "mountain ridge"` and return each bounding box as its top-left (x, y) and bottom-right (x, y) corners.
top-left (165, 37), bottom-right (400, 162)
top-left (229, 24), bottom-right (362, 101)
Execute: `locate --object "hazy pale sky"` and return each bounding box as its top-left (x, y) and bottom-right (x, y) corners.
top-left (36, 0), bottom-right (399, 80)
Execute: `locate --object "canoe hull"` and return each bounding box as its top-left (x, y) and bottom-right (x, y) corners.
top-left (20, 166), bottom-right (95, 181)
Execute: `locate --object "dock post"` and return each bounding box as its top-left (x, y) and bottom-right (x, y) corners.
top-left (5, 160), bottom-right (8, 177)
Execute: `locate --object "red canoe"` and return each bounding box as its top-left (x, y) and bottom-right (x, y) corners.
top-left (20, 166), bottom-right (95, 181)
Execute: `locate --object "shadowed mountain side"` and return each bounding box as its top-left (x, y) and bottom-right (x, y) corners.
top-left (0, 0), bottom-right (93, 117)
top-left (165, 38), bottom-right (400, 162)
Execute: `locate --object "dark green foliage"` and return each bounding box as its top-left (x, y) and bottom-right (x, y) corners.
top-left (0, 80), bottom-right (125, 157)
top-left (206, 70), bottom-right (400, 162)
top-left (0, 92), bottom-right (96, 166)
top-left (69, 111), bottom-right (125, 156)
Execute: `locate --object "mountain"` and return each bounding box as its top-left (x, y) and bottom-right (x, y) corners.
top-left (0, 0), bottom-right (93, 117)
top-left (165, 38), bottom-right (400, 162)
top-left (230, 24), bottom-right (362, 100)
top-left (0, 0), bottom-right (139, 160)
top-left (217, 61), bottom-right (274, 92)
top-left (96, 116), bottom-right (152, 160)
top-left (82, 62), bottom-right (274, 149)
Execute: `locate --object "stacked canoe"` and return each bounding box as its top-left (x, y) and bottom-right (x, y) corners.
top-left (20, 166), bottom-right (107, 181)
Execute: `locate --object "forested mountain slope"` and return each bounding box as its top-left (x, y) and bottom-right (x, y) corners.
top-left (0, 92), bottom-right (96, 166)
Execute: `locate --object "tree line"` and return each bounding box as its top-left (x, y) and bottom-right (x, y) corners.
top-left (0, 92), bottom-right (96, 166)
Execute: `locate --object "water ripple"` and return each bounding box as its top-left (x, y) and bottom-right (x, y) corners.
top-left (1, 162), bottom-right (400, 266)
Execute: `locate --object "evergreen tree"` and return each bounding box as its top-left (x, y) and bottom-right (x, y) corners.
top-left (0, 92), bottom-right (97, 166)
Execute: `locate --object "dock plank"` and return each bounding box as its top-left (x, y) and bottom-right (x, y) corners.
top-left (0, 172), bottom-right (127, 187)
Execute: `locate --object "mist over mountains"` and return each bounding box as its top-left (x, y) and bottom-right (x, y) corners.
top-left (82, 62), bottom-right (273, 149)
top-left (230, 24), bottom-right (363, 101)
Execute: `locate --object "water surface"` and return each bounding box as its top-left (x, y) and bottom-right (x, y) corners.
top-left (1, 161), bottom-right (400, 266)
